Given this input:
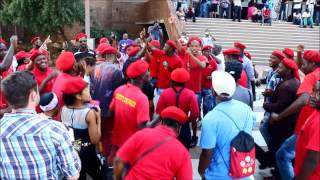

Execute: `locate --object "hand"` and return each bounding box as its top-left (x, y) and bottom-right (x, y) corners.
top-left (255, 80), bottom-right (261, 87)
top-left (190, 136), bottom-right (198, 148)
top-left (139, 28), bottom-right (146, 39)
top-left (47, 70), bottom-right (59, 80)
top-left (269, 113), bottom-right (280, 125)
top-left (262, 90), bottom-right (273, 97)
top-left (206, 76), bottom-right (212, 80)
top-left (10, 35), bottom-right (18, 48)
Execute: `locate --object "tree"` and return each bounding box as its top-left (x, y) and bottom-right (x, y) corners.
top-left (0, 0), bottom-right (84, 41)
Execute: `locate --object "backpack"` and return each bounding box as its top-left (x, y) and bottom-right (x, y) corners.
top-left (216, 109), bottom-right (256, 179)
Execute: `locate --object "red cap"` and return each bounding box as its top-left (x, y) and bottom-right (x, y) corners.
top-left (160, 106), bottom-right (188, 124)
top-left (30, 50), bottom-right (46, 61)
top-left (282, 58), bottom-right (300, 80)
top-left (30, 36), bottom-right (40, 44)
top-left (75, 33), bottom-right (87, 42)
top-left (166, 40), bottom-right (177, 49)
top-left (16, 51), bottom-right (31, 61)
top-left (234, 42), bottom-right (246, 49)
top-left (223, 48), bottom-right (241, 56)
top-left (188, 36), bottom-right (202, 47)
top-left (0, 38), bottom-right (7, 46)
top-left (272, 50), bottom-right (286, 60)
top-left (283, 48), bottom-right (294, 59)
top-left (244, 51), bottom-right (252, 60)
top-left (128, 47), bottom-right (141, 57)
top-left (303, 50), bottom-right (320, 63)
top-left (101, 46), bottom-right (117, 55)
top-left (171, 68), bottom-right (190, 83)
top-left (99, 37), bottom-right (109, 45)
top-left (126, 60), bottom-right (149, 79)
top-left (96, 43), bottom-right (110, 54)
top-left (124, 43), bottom-right (138, 51)
top-left (56, 51), bottom-right (76, 71)
top-left (150, 40), bottom-right (161, 48)
top-left (202, 45), bottom-right (213, 51)
top-left (62, 76), bottom-right (87, 94)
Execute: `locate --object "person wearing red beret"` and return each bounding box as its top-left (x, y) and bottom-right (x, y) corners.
top-left (30, 50), bottom-right (58, 95)
top-left (148, 39), bottom-right (183, 101)
top-left (283, 48), bottom-right (295, 59)
top-left (201, 45), bottom-right (218, 115)
top-left (257, 58), bottom-right (301, 179)
top-left (52, 51), bottom-right (78, 111)
top-left (73, 32), bottom-right (96, 61)
top-left (0, 36), bottom-right (18, 118)
top-left (91, 42), bottom-right (123, 159)
top-left (95, 43), bottom-right (110, 63)
top-left (145, 40), bottom-right (161, 86)
top-left (29, 36), bottom-right (42, 55)
top-left (114, 106), bottom-right (192, 180)
top-left (60, 76), bottom-right (102, 179)
top-left (107, 60), bottom-right (151, 166)
top-left (178, 36), bottom-right (207, 110)
top-left (157, 68), bottom-right (200, 150)
top-left (234, 42), bottom-right (256, 95)
top-left (15, 51), bottom-right (32, 71)
top-left (223, 48), bottom-right (249, 90)
top-left (271, 50), bottom-right (320, 180)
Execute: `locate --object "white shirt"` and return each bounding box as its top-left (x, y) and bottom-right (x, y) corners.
top-left (234, 0), bottom-right (242, 6)
top-left (216, 53), bottom-right (225, 71)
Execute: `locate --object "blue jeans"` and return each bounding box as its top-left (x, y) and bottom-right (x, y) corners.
top-left (199, 2), bottom-right (209, 17)
top-left (278, 3), bottom-right (287, 20)
top-left (314, 9), bottom-right (320, 25)
top-left (233, 6), bottom-right (242, 21)
top-left (260, 112), bottom-right (271, 146)
top-left (201, 88), bottom-right (216, 116)
top-left (276, 134), bottom-right (297, 180)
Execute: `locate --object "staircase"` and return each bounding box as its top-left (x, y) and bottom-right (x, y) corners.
top-left (185, 18), bottom-right (320, 66)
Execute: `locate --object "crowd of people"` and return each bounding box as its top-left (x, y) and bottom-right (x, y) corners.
top-left (0, 28), bottom-right (319, 180)
top-left (172, 0), bottom-right (320, 27)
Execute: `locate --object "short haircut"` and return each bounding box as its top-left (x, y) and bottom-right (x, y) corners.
top-left (225, 61), bottom-right (243, 81)
top-left (1, 71), bottom-right (37, 109)
top-left (83, 56), bottom-right (96, 66)
top-left (162, 118), bottom-right (180, 129)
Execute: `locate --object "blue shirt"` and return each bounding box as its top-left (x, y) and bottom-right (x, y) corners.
top-left (265, 69), bottom-right (282, 103)
top-left (200, 99), bottom-right (256, 180)
top-left (0, 111), bottom-right (81, 179)
top-left (118, 39), bottom-right (134, 53)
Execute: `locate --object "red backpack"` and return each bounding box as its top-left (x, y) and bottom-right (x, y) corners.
top-left (216, 109), bottom-right (256, 179)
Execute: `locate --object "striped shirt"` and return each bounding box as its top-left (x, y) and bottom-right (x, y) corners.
top-left (0, 111), bottom-right (81, 179)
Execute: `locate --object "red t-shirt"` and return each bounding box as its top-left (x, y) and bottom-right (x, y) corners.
top-left (152, 49), bottom-right (182, 89)
top-left (201, 57), bottom-right (217, 89)
top-left (294, 68), bottom-right (320, 134)
top-left (156, 86), bottom-right (199, 121)
top-left (294, 110), bottom-right (320, 180)
top-left (109, 83), bottom-right (150, 147)
top-left (33, 66), bottom-right (55, 94)
top-left (16, 64), bottom-right (28, 71)
top-left (0, 67), bottom-right (13, 110)
top-left (149, 52), bottom-right (160, 78)
top-left (238, 70), bottom-right (249, 88)
top-left (116, 125), bottom-right (192, 180)
top-left (52, 73), bottom-right (74, 109)
top-left (181, 52), bottom-right (207, 93)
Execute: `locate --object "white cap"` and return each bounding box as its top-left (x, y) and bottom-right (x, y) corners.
top-left (211, 70), bottom-right (236, 98)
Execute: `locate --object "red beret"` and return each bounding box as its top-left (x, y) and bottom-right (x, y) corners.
top-left (96, 43), bottom-right (110, 54)
top-left (16, 51), bottom-right (31, 61)
top-left (124, 43), bottom-right (138, 51)
top-left (202, 45), bottom-right (213, 51)
top-left (160, 106), bottom-right (188, 124)
top-left (282, 58), bottom-right (300, 80)
top-left (30, 50), bottom-right (46, 61)
top-left (30, 36), bottom-right (40, 44)
top-left (62, 76), bottom-right (87, 94)
top-left (188, 36), bottom-right (202, 47)
top-left (56, 51), bottom-right (76, 71)
top-left (166, 40), bottom-right (177, 49)
top-left (303, 50), bottom-right (320, 63)
top-left (0, 38), bottom-right (7, 46)
top-left (101, 46), bottom-right (117, 55)
top-left (283, 48), bottom-right (294, 59)
top-left (244, 51), bottom-right (252, 60)
top-left (127, 60), bottom-right (149, 79)
top-left (99, 37), bottom-right (109, 45)
top-left (171, 68), bottom-right (190, 83)
top-left (234, 42), bottom-right (246, 49)
top-left (223, 48), bottom-right (241, 56)
top-left (150, 40), bottom-right (160, 48)
top-left (128, 47), bottom-right (141, 57)
top-left (75, 33), bottom-right (87, 42)
top-left (272, 50), bottom-right (285, 60)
